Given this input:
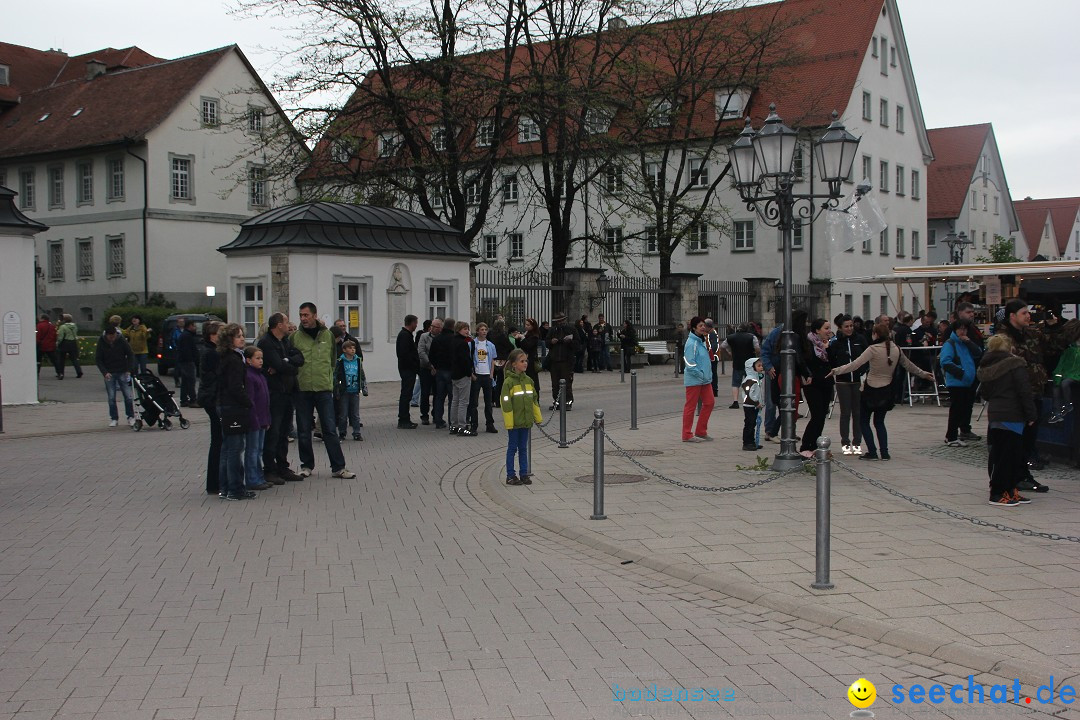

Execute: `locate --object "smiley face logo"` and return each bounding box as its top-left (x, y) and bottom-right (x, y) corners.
top-left (847, 678), bottom-right (876, 709)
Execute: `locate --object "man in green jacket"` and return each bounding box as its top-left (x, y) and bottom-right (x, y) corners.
top-left (291, 302), bottom-right (355, 479)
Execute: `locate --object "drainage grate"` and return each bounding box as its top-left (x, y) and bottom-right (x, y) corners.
top-left (605, 449), bottom-right (663, 457)
top-left (574, 474), bottom-right (647, 484)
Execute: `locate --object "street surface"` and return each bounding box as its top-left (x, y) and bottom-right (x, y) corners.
top-left (0, 365), bottom-right (1076, 719)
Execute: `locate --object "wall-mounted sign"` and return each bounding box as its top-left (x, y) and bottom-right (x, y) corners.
top-left (2, 312), bottom-right (20, 345)
top-left (984, 277), bottom-right (1002, 305)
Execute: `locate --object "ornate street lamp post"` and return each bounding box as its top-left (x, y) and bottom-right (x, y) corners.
top-left (729, 106), bottom-right (861, 470)
top-left (943, 230), bottom-right (972, 265)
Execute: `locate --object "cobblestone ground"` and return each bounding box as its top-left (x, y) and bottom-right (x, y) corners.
top-left (0, 373), bottom-right (1075, 719)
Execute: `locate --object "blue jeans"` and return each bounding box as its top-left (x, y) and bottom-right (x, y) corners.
top-left (104, 373), bottom-right (134, 421)
top-left (337, 392), bottom-right (361, 435)
top-left (411, 377), bottom-right (421, 405)
top-left (599, 344), bottom-right (612, 370)
top-left (244, 428), bottom-right (265, 488)
top-left (132, 353), bottom-right (148, 374)
top-left (506, 428), bottom-right (530, 477)
top-left (293, 391), bottom-right (346, 472)
top-left (218, 410), bottom-right (246, 495)
top-left (860, 399), bottom-right (889, 456)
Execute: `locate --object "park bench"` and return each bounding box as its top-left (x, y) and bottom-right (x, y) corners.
top-left (638, 340), bottom-right (676, 364)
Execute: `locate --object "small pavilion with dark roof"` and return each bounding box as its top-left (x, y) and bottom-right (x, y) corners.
top-left (219, 201), bottom-right (474, 382)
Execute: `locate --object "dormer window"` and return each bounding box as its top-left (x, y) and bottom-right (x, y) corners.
top-left (584, 106), bottom-right (614, 135)
top-left (377, 131), bottom-right (402, 158)
top-left (518, 116), bottom-right (540, 143)
top-left (0, 65), bottom-right (9, 86)
top-left (331, 142), bottom-right (352, 164)
top-left (38, 113), bottom-right (50, 123)
top-left (72, 108), bottom-right (84, 117)
top-left (714, 89), bottom-right (750, 121)
top-left (648, 98), bottom-right (673, 128)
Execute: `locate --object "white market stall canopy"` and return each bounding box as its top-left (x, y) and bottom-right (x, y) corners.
top-left (839, 261), bottom-right (1080, 284)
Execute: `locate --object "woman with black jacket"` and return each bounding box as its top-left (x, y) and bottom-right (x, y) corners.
top-left (977, 334), bottom-right (1039, 506)
top-left (617, 320), bottom-right (638, 373)
top-left (799, 318), bottom-right (834, 457)
top-left (827, 315), bottom-right (868, 456)
top-left (216, 323), bottom-right (254, 501)
top-left (449, 321), bottom-right (474, 436)
top-left (198, 321), bottom-right (223, 495)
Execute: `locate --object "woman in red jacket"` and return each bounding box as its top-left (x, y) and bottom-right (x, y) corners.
top-left (36, 315), bottom-right (59, 378)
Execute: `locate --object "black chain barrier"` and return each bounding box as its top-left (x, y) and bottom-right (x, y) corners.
top-left (537, 421), bottom-right (594, 446)
top-left (833, 458), bottom-right (1080, 543)
top-left (604, 433), bottom-right (808, 492)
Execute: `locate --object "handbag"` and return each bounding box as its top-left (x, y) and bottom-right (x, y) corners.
top-left (862, 383), bottom-right (894, 411)
top-left (219, 405), bottom-right (250, 435)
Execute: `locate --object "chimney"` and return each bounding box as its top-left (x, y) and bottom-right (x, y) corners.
top-left (85, 59), bottom-right (107, 80)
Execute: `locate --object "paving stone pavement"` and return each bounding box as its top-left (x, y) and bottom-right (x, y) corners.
top-left (0, 368), bottom-right (1077, 719)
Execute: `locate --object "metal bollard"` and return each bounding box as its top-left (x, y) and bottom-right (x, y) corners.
top-left (591, 409), bottom-right (606, 520)
top-left (558, 379), bottom-right (568, 448)
top-left (630, 370), bottom-right (638, 430)
top-left (811, 436), bottom-right (834, 590)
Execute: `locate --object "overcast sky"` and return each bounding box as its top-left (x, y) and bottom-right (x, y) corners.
top-left (8, 0), bottom-right (1078, 199)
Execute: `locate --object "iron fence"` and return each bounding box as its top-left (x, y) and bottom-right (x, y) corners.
top-left (475, 268), bottom-right (567, 329)
top-left (772, 283), bottom-right (819, 324)
top-left (698, 280), bottom-right (752, 337)
top-left (594, 275), bottom-right (669, 340)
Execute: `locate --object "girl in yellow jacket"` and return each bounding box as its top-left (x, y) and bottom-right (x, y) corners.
top-left (501, 349), bottom-right (543, 485)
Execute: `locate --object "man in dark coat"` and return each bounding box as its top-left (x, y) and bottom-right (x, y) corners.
top-left (546, 312), bottom-right (579, 410)
top-left (396, 314), bottom-right (420, 428)
top-left (176, 319), bottom-right (200, 407)
top-left (258, 313), bottom-right (304, 483)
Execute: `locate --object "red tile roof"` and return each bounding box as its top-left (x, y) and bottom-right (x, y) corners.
top-left (1014, 197), bottom-right (1080, 260)
top-left (925, 124), bottom-right (990, 220)
top-left (0, 44), bottom-right (230, 159)
top-left (304, 0), bottom-right (883, 179)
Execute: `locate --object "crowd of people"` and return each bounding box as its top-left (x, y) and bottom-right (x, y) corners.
top-left (698, 297), bottom-right (1074, 508)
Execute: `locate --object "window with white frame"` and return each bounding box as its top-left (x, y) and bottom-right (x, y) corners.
top-left (688, 223), bottom-right (708, 252)
top-left (791, 220), bottom-right (803, 249)
top-left (337, 282), bottom-right (366, 339)
top-left (896, 105), bottom-right (905, 133)
top-left (240, 283), bottom-right (264, 339)
top-left (714, 89), bottom-right (748, 120)
top-left (378, 131), bottom-right (402, 158)
top-left (911, 170), bottom-right (920, 199)
top-left (861, 92), bottom-right (872, 121)
top-left (248, 106), bottom-right (264, 133)
top-left (993, 196), bottom-right (999, 214)
top-left (880, 296), bottom-right (888, 317)
top-left (19, 168), bottom-right (35, 209)
top-left (862, 294), bottom-right (871, 318)
top-left (483, 234), bottom-right (498, 261)
top-left (971, 191), bottom-right (977, 210)
top-left (645, 226), bottom-right (658, 254)
top-left (430, 185), bottom-right (444, 208)
top-left (844, 294), bottom-right (853, 315)
top-left (48, 240), bottom-right (63, 281)
top-left (880, 36), bottom-right (888, 75)
top-left (77, 238), bottom-right (93, 280)
top-left (896, 228), bottom-right (905, 257)
top-left (585, 106), bottom-right (613, 134)
top-left (1044, 223), bottom-right (1050, 239)
top-left (879, 228), bottom-right (889, 255)
top-left (622, 296), bottom-right (643, 325)
top-left (862, 229), bottom-right (872, 253)
top-left (603, 165), bottom-right (622, 193)
top-left (249, 165), bottom-right (267, 207)
top-left (107, 235), bottom-right (125, 278)
top-left (476, 118), bottom-right (494, 147)
top-left (508, 233), bottom-right (524, 259)
top-left (518, 116), bottom-right (540, 143)
top-left (107, 157), bottom-right (124, 201)
top-left (879, 160), bottom-right (889, 192)
top-left (733, 220), bottom-right (754, 251)
top-left (76, 161), bottom-right (93, 204)
top-left (792, 145), bottom-right (804, 179)
top-left (48, 166), bottom-right (64, 208)
top-left (648, 98), bottom-right (673, 127)
top-left (431, 126), bottom-right (449, 151)
top-left (201, 97), bottom-right (219, 126)
top-left (982, 231), bottom-right (988, 249)
top-left (465, 182), bottom-right (481, 205)
top-left (879, 98), bottom-right (888, 127)
top-left (928, 228), bottom-right (937, 246)
top-left (502, 173), bottom-right (518, 202)
top-left (911, 231), bottom-right (920, 258)
top-left (689, 158), bottom-right (708, 188)
top-left (170, 155), bottom-right (193, 201)
top-left (644, 162), bottom-right (662, 189)
top-left (895, 165), bottom-right (905, 196)
top-left (604, 227), bottom-right (624, 256)
top-left (861, 155), bottom-right (872, 183)
top-left (428, 284), bottom-right (452, 321)
top-left (982, 193), bottom-right (987, 211)
top-left (871, 37), bottom-right (879, 57)
top-left (890, 45), bottom-right (897, 67)
top-left (0, 65), bottom-right (8, 85)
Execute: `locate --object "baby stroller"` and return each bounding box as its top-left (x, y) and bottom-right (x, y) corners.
top-left (131, 370), bottom-right (190, 431)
